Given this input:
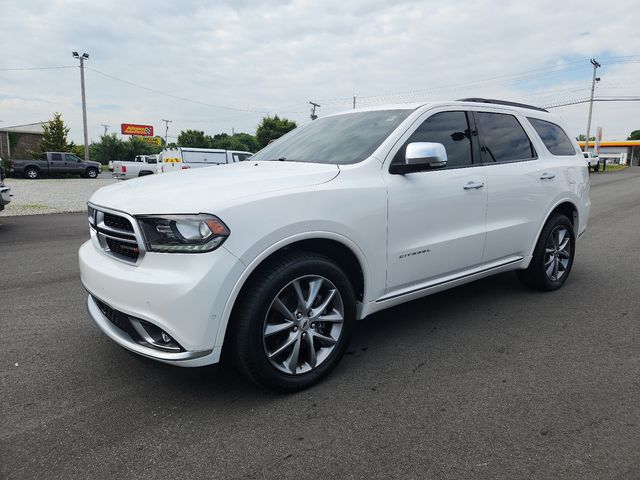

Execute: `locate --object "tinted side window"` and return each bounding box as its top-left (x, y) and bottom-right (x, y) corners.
top-left (476, 112), bottom-right (535, 163)
top-left (527, 118), bottom-right (576, 156)
top-left (393, 111), bottom-right (473, 168)
top-left (50, 153), bottom-right (63, 162)
top-left (65, 154), bottom-right (81, 162)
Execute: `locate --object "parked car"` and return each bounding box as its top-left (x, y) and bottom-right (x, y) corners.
top-left (112, 155), bottom-right (158, 180)
top-left (157, 147), bottom-right (252, 174)
top-left (583, 151), bottom-right (600, 171)
top-left (0, 163), bottom-right (11, 211)
top-left (79, 98), bottom-right (590, 391)
top-left (10, 152), bottom-right (101, 179)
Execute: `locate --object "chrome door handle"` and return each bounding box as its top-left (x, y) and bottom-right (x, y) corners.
top-left (463, 181), bottom-right (484, 190)
top-left (540, 172), bottom-right (556, 180)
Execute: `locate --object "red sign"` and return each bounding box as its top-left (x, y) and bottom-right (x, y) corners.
top-left (121, 123), bottom-right (154, 136)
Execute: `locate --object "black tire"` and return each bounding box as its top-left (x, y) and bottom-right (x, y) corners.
top-left (517, 213), bottom-right (575, 291)
top-left (24, 167), bottom-right (39, 179)
top-left (138, 170), bottom-right (153, 177)
top-left (86, 167), bottom-right (99, 179)
top-left (228, 251), bottom-right (355, 392)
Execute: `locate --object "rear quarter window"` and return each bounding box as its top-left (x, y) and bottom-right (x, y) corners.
top-left (527, 118), bottom-right (577, 156)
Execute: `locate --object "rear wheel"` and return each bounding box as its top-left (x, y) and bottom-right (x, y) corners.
top-left (229, 252), bottom-right (355, 392)
top-left (24, 167), bottom-right (39, 179)
top-left (517, 213), bottom-right (575, 291)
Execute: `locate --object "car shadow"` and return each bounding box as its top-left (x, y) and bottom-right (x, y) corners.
top-left (129, 271), bottom-right (533, 398)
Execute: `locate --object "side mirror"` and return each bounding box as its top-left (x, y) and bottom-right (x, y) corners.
top-left (390, 142), bottom-right (448, 174)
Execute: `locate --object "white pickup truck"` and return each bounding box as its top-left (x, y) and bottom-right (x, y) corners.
top-left (112, 155), bottom-right (158, 180)
top-left (583, 151), bottom-right (600, 171)
top-left (157, 147), bottom-right (252, 174)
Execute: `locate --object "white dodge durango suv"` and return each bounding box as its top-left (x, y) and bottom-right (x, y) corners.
top-left (79, 98), bottom-right (590, 391)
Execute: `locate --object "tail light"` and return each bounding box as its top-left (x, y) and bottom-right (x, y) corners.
top-left (122, 165), bottom-right (127, 173)
top-left (181, 165), bottom-right (190, 170)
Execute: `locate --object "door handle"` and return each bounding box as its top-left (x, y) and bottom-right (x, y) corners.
top-left (540, 172), bottom-right (556, 180)
top-left (463, 181), bottom-right (484, 190)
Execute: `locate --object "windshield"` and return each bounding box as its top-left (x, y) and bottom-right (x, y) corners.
top-left (251, 109), bottom-right (413, 165)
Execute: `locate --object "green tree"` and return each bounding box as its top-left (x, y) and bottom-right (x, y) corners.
top-left (177, 129), bottom-right (210, 148)
top-left (29, 112), bottom-right (73, 158)
top-left (576, 134), bottom-right (595, 142)
top-left (255, 116), bottom-right (297, 149)
top-left (627, 130), bottom-right (640, 140)
top-left (91, 134), bottom-right (125, 164)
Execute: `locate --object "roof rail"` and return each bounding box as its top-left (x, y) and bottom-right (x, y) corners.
top-left (457, 98), bottom-right (549, 113)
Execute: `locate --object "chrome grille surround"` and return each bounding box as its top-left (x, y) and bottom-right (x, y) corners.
top-left (88, 203), bottom-right (147, 265)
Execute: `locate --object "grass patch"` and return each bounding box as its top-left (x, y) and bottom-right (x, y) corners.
top-left (595, 164), bottom-right (628, 173)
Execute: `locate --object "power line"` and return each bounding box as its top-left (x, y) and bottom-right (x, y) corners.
top-left (0, 65), bottom-right (76, 71)
top-left (545, 97), bottom-right (640, 108)
top-left (86, 67), bottom-right (270, 115)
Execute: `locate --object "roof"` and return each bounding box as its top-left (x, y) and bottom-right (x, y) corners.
top-left (578, 140), bottom-right (640, 147)
top-left (0, 122), bottom-right (46, 134)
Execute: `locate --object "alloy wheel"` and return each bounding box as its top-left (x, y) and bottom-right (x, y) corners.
top-left (544, 225), bottom-right (571, 281)
top-left (263, 275), bottom-right (344, 375)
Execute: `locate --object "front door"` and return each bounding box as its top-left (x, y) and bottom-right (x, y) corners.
top-left (385, 110), bottom-right (488, 295)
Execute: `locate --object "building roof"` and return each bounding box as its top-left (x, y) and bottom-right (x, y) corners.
top-left (578, 140), bottom-right (640, 147)
top-left (0, 122), bottom-right (46, 134)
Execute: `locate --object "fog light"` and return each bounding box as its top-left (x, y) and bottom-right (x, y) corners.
top-left (161, 331), bottom-right (171, 343)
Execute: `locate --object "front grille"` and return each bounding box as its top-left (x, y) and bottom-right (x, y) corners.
top-left (105, 237), bottom-right (139, 259)
top-left (104, 212), bottom-right (134, 232)
top-left (89, 206), bottom-right (142, 263)
top-left (94, 297), bottom-right (137, 337)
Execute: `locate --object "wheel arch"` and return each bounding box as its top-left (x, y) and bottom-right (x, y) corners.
top-left (526, 199), bottom-right (579, 263)
top-left (214, 232), bottom-right (369, 351)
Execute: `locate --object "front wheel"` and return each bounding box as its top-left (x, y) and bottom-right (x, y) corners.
top-left (86, 167), bottom-right (99, 178)
top-left (517, 214), bottom-right (575, 291)
top-left (228, 252), bottom-right (355, 392)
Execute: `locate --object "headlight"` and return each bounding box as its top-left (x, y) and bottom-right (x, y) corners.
top-left (137, 214), bottom-right (230, 253)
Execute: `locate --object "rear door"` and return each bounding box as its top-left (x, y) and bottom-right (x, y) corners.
top-left (385, 109), bottom-right (488, 294)
top-left (48, 153), bottom-right (65, 173)
top-left (473, 110), bottom-right (558, 262)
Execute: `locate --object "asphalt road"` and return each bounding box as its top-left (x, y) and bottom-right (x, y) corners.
top-left (1, 169), bottom-right (639, 479)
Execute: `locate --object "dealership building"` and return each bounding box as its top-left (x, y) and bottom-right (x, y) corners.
top-left (578, 140), bottom-right (640, 166)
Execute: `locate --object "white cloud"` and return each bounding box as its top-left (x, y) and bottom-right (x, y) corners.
top-left (1, 0), bottom-right (638, 142)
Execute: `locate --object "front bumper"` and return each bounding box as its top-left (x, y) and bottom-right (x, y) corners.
top-left (79, 238), bottom-right (245, 366)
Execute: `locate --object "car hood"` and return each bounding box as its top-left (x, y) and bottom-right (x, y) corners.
top-left (89, 161), bottom-right (340, 214)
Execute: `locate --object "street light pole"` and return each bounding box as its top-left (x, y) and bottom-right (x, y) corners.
top-left (72, 52), bottom-right (90, 161)
top-left (584, 58), bottom-right (601, 153)
top-left (101, 124), bottom-right (109, 135)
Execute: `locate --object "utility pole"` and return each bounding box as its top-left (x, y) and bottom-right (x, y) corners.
top-left (309, 101), bottom-right (320, 120)
top-left (161, 119), bottom-right (172, 145)
top-left (353, 94), bottom-right (357, 109)
top-left (101, 124), bottom-right (109, 135)
top-left (72, 52), bottom-right (90, 161)
top-left (584, 58), bottom-right (601, 153)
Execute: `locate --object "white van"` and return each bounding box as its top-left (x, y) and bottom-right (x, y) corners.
top-left (157, 147), bottom-right (253, 174)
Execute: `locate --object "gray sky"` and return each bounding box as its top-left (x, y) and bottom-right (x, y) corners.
top-left (1, 0), bottom-right (639, 143)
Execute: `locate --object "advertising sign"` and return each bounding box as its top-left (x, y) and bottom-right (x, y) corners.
top-left (121, 123), bottom-right (154, 136)
top-left (139, 136), bottom-right (163, 145)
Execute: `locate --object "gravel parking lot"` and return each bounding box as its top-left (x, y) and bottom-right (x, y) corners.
top-left (2, 177), bottom-right (117, 216)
